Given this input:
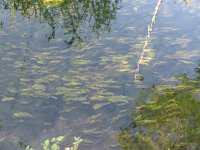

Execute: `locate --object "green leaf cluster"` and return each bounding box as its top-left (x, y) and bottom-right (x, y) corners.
top-left (117, 65), bottom-right (200, 150)
top-left (26, 136), bottom-right (83, 150)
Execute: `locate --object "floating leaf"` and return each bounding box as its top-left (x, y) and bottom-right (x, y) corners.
top-left (108, 95), bottom-right (128, 103)
top-left (32, 84), bottom-right (45, 90)
top-left (56, 136), bottom-right (65, 142)
top-left (43, 0), bottom-right (63, 5)
top-left (13, 112), bottom-right (33, 118)
top-left (2, 96), bottom-right (14, 101)
top-left (93, 103), bottom-right (109, 110)
top-left (51, 143), bottom-right (58, 150)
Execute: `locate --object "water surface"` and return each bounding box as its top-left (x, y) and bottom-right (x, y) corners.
top-left (0, 0), bottom-right (200, 149)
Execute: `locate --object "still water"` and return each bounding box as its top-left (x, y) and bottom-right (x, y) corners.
top-left (0, 0), bottom-right (200, 149)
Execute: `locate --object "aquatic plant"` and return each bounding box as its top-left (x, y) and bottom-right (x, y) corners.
top-left (25, 136), bottom-right (83, 150)
top-left (43, 0), bottom-right (64, 6)
top-left (117, 65), bottom-right (200, 149)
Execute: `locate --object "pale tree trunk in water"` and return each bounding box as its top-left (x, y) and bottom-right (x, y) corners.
top-left (135, 0), bottom-right (163, 81)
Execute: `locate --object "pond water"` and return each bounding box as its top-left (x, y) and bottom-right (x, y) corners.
top-left (0, 0), bottom-right (200, 149)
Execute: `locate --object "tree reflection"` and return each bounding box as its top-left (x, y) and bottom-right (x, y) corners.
top-left (117, 64), bottom-right (200, 150)
top-left (0, 0), bottom-right (120, 45)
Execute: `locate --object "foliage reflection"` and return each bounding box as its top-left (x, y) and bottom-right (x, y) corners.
top-left (0, 0), bottom-right (120, 45)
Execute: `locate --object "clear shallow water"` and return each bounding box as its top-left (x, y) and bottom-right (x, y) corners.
top-left (0, 0), bottom-right (200, 149)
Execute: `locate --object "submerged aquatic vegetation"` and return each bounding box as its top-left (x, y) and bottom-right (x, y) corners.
top-left (43, 0), bottom-right (64, 6)
top-left (93, 102), bottom-right (109, 110)
top-left (117, 65), bottom-right (200, 150)
top-left (2, 96), bottom-right (14, 101)
top-left (13, 112), bottom-right (33, 118)
top-left (0, 0), bottom-right (197, 149)
top-left (26, 136), bottom-right (83, 150)
top-left (108, 95), bottom-right (129, 103)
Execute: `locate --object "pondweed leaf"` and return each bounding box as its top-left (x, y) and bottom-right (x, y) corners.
top-left (2, 96), bottom-right (14, 101)
top-left (13, 112), bottom-right (33, 118)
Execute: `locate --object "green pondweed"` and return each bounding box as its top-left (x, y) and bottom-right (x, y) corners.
top-left (25, 136), bottom-right (83, 150)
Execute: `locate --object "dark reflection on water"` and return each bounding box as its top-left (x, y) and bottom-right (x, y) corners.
top-left (117, 64), bottom-right (200, 150)
top-left (0, 0), bottom-right (120, 45)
